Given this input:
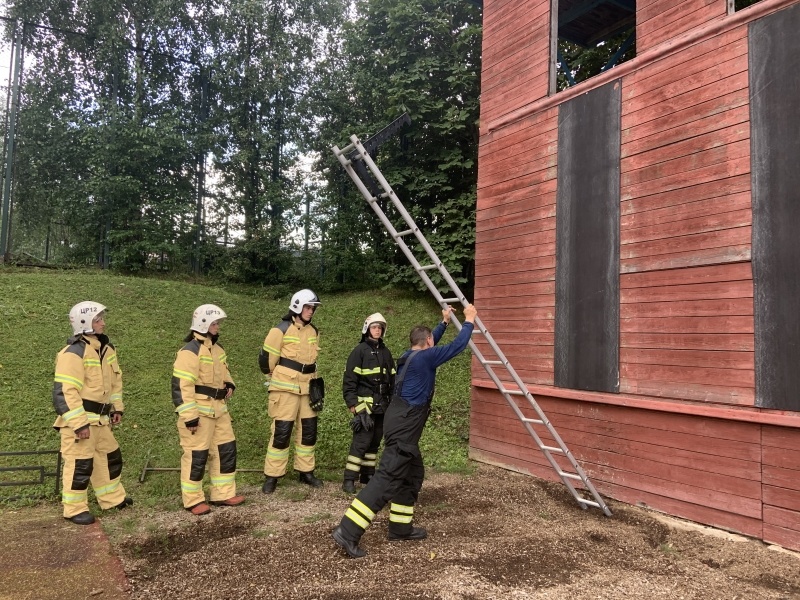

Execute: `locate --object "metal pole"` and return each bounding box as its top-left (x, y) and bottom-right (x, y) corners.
top-left (193, 67), bottom-right (208, 275)
top-left (304, 192), bottom-right (310, 252)
top-left (0, 23), bottom-right (23, 261)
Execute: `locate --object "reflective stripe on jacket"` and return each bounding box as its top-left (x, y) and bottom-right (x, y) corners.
top-left (262, 317), bottom-right (319, 395)
top-left (342, 339), bottom-right (396, 414)
top-left (172, 333), bottom-right (235, 422)
top-left (52, 334), bottom-right (123, 431)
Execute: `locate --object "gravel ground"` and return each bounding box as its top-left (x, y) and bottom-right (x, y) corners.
top-left (111, 463), bottom-right (800, 599)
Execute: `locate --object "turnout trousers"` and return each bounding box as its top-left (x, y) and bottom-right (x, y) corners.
top-left (60, 424), bottom-right (127, 518)
top-left (339, 398), bottom-right (429, 541)
top-left (264, 390), bottom-right (318, 476)
top-left (177, 411), bottom-right (237, 508)
top-left (344, 413), bottom-right (385, 483)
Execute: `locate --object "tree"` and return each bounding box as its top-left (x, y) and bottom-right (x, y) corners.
top-left (203, 0), bottom-right (347, 283)
top-left (308, 0), bottom-right (482, 294)
top-left (7, 0), bottom-right (202, 270)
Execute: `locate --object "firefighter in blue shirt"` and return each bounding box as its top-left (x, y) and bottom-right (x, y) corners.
top-left (332, 304), bottom-right (478, 558)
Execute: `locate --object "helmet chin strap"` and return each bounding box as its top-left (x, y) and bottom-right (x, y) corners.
top-left (296, 312), bottom-right (312, 325)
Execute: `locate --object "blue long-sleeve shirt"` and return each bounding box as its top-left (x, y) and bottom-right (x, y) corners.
top-left (397, 320), bottom-right (475, 406)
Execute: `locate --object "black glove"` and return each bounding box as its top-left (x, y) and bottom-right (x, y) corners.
top-left (309, 378), bottom-right (325, 412)
top-left (359, 411), bottom-right (373, 431)
top-left (350, 414), bottom-right (363, 433)
top-left (349, 412), bottom-right (374, 433)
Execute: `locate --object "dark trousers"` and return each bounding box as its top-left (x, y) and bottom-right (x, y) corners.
top-left (344, 413), bottom-right (384, 481)
top-left (339, 398), bottom-right (429, 540)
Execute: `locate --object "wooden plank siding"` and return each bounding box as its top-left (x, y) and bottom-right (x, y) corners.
top-left (476, 104), bottom-right (558, 386)
top-left (761, 426), bottom-right (800, 549)
top-left (619, 262), bottom-right (754, 404)
top-left (469, 388), bottom-right (765, 537)
top-left (479, 0), bottom-right (551, 125)
top-left (475, 0), bottom-right (800, 551)
top-left (620, 27), bottom-right (751, 274)
top-left (637, 0), bottom-right (728, 51)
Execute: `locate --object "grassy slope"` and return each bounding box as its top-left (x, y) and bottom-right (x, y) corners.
top-left (0, 268), bottom-right (473, 508)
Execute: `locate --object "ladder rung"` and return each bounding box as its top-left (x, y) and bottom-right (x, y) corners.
top-left (441, 297), bottom-right (460, 303)
top-left (521, 417), bottom-right (544, 425)
top-left (542, 445), bottom-right (565, 454)
top-left (336, 142), bottom-right (356, 155)
top-left (577, 498), bottom-right (601, 509)
top-left (500, 389), bottom-right (524, 396)
top-left (395, 229), bottom-right (414, 237)
top-left (559, 471), bottom-right (582, 481)
top-left (482, 360), bottom-right (504, 365)
top-left (418, 264), bottom-right (439, 271)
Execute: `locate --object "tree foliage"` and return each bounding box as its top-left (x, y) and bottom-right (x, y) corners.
top-left (308, 0), bottom-right (482, 295)
top-left (3, 0), bottom-right (482, 293)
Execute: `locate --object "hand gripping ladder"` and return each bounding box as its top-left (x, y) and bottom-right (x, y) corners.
top-left (332, 115), bottom-right (612, 516)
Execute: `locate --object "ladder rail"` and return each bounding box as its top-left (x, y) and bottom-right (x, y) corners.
top-left (458, 325), bottom-right (591, 502)
top-left (350, 135), bottom-right (470, 306)
top-left (333, 132), bottom-right (612, 517)
top-left (334, 142), bottom-right (456, 308)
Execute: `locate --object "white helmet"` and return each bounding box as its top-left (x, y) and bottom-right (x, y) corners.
top-left (362, 312), bottom-right (387, 336)
top-left (69, 301), bottom-right (107, 335)
top-left (191, 304), bottom-right (227, 333)
top-left (289, 289), bottom-right (321, 314)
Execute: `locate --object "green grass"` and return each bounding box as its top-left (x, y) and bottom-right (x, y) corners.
top-left (0, 267), bottom-right (473, 506)
top-left (303, 512), bottom-right (332, 524)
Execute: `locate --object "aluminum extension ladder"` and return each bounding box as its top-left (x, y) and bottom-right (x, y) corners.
top-left (332, 115), bottom-right (612, 516)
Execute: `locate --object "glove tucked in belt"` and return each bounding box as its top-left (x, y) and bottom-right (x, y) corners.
top-left (194, 385), bottom-right (228, 400)
top-left (278, 357), bottom-right (317, 374)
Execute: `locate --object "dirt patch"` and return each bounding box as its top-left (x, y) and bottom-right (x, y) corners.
top-left (108, 463), bottom-right (800, 600)
top-left (0, 506), bottom-right (130, 600)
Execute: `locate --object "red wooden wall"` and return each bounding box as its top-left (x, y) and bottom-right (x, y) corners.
top-left (638, 0), bottom-right (727, 49)
top-left (480, 0), bottom-right (551, 126)
top-left (473, 0), bottom-right (800, 552)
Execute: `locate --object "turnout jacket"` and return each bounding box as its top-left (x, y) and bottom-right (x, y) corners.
top-left (53, 334), bottom-right (123, 432)
top-left (259, 316), bottom-right (319, 395)
top-left (172, 332), bottom-right (235, 424)
top-left (342, 338), bottom-right (396, 415)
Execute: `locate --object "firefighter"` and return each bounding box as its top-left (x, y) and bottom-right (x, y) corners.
top-left (53, 301), bottom-right (132, 525)
top-left (341, 313), bottom-right (396, 494)
top-left (332, 304), bottom-right (478, 558)
top-left (259, 289), bottom-right (325, 493)
top-left (172, 304), bottom-right (244, 515)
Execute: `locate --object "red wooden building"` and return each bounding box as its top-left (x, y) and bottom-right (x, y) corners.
top-left (471, 0), bottom-right (800, 551)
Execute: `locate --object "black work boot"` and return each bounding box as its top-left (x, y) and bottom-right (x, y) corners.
top-left (262, 476), bottom-right (279, 494)
top-left (387, 526), bottom-right (427, 541)
top-left (359, 472), bottom-right (373, 485)
top-left (66, 511), bottom-right (95, 525)
top-left (297, 471), bottom-right (323, 488)
top-left (342, 479), bottom-right (356, 494)
top-left (114, 496), bottom-right (134, 510)
top-left (332, 526), bottom-right (366, 558)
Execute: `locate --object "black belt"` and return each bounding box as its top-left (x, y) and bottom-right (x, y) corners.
top-left (195, 385), bottom-right (228, 400)
top-left (82, 400), bottom-right (114, 416)
top-left (278, 357), bottom-right (317, 374)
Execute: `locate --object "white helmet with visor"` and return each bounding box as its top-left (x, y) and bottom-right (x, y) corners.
top-left (191, 304), bottom-right (227, 334)
top-left (69, 301), bottom-right (107, 335)
top-left (361, 312), bottom-right (387, 337)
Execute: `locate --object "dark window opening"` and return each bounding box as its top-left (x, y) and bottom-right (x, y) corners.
top-left (732, 0), bottom-right (765, 12)
top-left (552, 0), bottom-right (637, 93)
